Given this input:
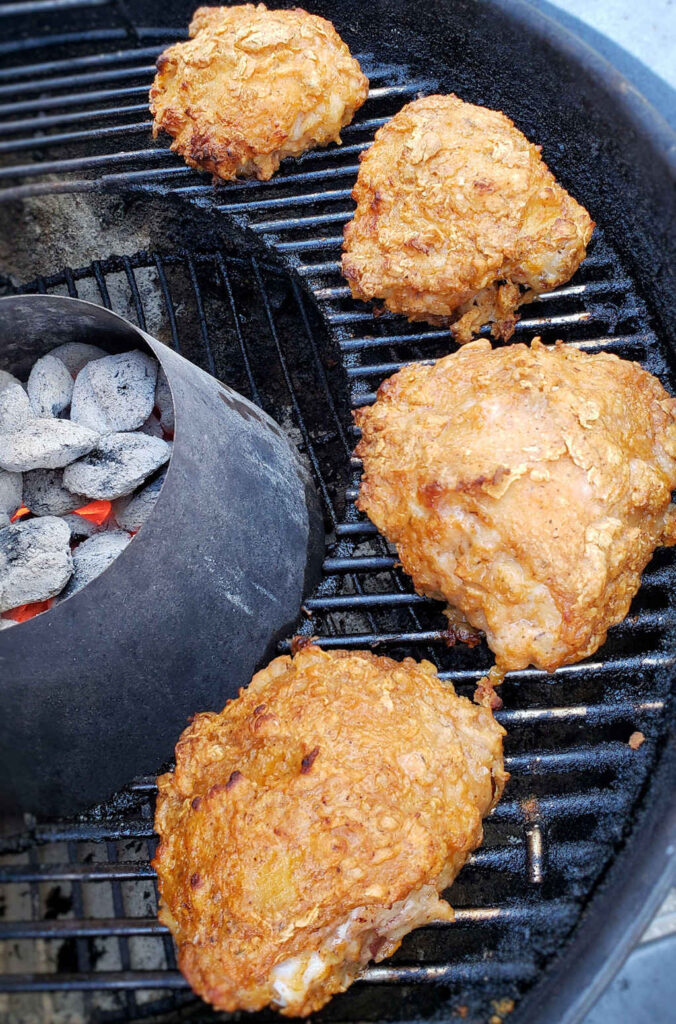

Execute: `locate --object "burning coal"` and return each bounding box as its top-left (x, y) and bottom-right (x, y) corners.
top-left (0, 345), bottom-right (173, 625)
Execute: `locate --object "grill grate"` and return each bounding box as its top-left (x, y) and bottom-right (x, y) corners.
top-left (0, 247), bottom-right (673, 1023)
top-left (0, 22), bottom-right (675, 1024)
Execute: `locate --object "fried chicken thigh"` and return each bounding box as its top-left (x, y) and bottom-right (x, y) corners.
top-left (355, 340), bottom-right (676, 674)
top-left (150, 4), bottom-right (368, 181)
top-left (342, 95), bottom-right (594, 343)
top-left (153, 647), bottom-right (506, 1016)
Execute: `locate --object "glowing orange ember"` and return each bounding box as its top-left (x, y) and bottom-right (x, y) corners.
top-left (73, 499), bottom-right (111, 526)
top-left (9, 505), bottom-right (30, 523)
top-left (3, 599), bottom-right (53, 623)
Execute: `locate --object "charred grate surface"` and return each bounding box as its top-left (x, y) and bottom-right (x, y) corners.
top-left (0, 22), bottom-right (674, 1024)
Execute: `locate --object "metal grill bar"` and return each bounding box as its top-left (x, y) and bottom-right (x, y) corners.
top-left (0, 64), bottom-right (156, 99)
top-left (0, 120), bottom-right (151, 154)
top-left (32, 822), bottom-right (156, 842)
top-left (0, 103), bottom-right (149, 136)
top-left (215, 253), bottom-right (262, 405)
top-left (0, 864), bottom-right (156, 883)
top-left (223, 165), bottom-right (362, 194)
top-left (342, 115), bottom-right (391, 135)
top-left (277, 235), bottom-right (345, 253)
top-left (252, 210), bottom-right (353, 233)
top-left (366, 961), bottom-right (537, 984)
top-left (296, 142), bottom-right (367, 162)
top-left (497, 699), bottom-right (665, 724)
top-left (323, 556), bottom-right (398, 572)
top-left (0, 901), bottom-right (575, 940)
top-left (0, 0), bottom-right (111, 14)
top-left (0, 959), bottom-right (539, 992)
top-left (0, 148), bottom-right (172, 181)
top-left (336, 521), bottom-right (379, 535)
top-left (250, 257), bottom-right (336, 525)
top-left (186, 256), bottom-right (216, 375)
top-left (306, 593), bottom-right (427, 610)
top-left (327, 309), bottom-right (596, 329)
top-left (0, 84), bottom-right (150, 118)
top-left (152, 255), bottom-right (181, 354)
top-left (0, 44), bottom-right (164, 81)
top-left (345, 360), bottom-right (434, 378)
top-left (0, 27), bottom-right (125, 57)
top-left (121, 257), bottom-right (146, 329)
top-left (318, 278), bottom-right (631, 305)
top-left (339, 330), bottom-right (645, 354)
top-left (506, 743), bottom-right (639, 773)
top-left (492, 788), bottom-right (631, 822)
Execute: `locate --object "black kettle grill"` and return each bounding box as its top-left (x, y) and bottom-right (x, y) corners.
top-left (0, 2), bottom-right (674, 1023)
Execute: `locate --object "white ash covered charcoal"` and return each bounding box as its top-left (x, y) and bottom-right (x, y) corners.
top-left (70, 350), bottom-right (158, 433)
top-left (139, 411), bottom-right (164, 438)
top-left (155, 367), bottom-right (174, 434)
top-left (57, 530), bottom-right (130, 602)
top-left (0, 516), bottom-right (72, 612)
top-left (112, 469), bottom-right (167, 532)
top-left (0, 469), bottom-right (22, 530)
top-left (0, 369), bottom-right (23, 390)
top-left (49, 342), bottom-right (106, 377)
top-left (23, 469), bottom-right (86, 517)
top-left (27, 354), bottom-right (74, 418)
top-left (63, 433), bottom-right (171, 500)
top-left (0, 419), bottom-right (99, 472)
top-left (61, 512), bottom-right (108, 541)
top-left (0, 618), bottom-right (17, 630)
top-left (0, 378), bottom-right (31, 432)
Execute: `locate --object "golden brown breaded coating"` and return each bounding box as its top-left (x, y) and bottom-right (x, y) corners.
top-left (153, 646), bottom-right (506, 1016)
top-left (342, 95), bottom-right (594, 343)
top-left (149, 4), bottom-right (368, 181)
top-left (355, 339), bottom-right (676, 674)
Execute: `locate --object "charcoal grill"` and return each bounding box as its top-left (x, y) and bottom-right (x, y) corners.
top-left (0, 1), bottom-right (675, 1023)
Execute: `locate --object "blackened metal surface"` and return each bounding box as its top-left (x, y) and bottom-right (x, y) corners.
top-left (0, 294), bottom-right (324, 818)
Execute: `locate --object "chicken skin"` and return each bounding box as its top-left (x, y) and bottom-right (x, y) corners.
top-left (355, 339), bottom-right (676, 675)
top-left (150, 5), bottom-right (368, 181)
top-left (153, 646), bottom-right (506, 1016)
top-left (342, 95), bottom-right (594, 343)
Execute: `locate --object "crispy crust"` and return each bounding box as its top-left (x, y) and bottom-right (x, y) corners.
top-left (149, 4), bottom-right (368, 181)
top-left (342, 94), bottom-right (594, 341)
top-left (355, 339), bottom-right (676, 673)
top-left (153, 646), bottom-right (506, 1015)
